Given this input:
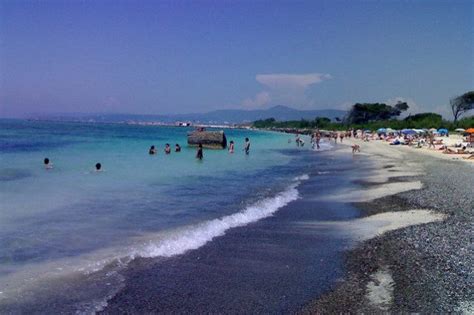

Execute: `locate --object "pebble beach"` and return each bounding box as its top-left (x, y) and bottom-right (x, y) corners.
top-left (303, 137), bottom-right (473, 313)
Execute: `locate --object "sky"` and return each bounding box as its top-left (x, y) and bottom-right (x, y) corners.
top-left (0, 0), bottom-right (472, 118)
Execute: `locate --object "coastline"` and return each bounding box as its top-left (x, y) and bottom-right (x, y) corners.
top-left (301, 137), bottom-right (473, 313)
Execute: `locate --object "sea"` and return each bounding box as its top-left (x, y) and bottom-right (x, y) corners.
top-left (0, 120), bottom-right (366, 313)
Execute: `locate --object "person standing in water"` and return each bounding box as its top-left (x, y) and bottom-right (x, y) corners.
top-left (44, 158), bottom-right (53, 169)
top-left (196, 143), bottom-right (203, 160)
top-left (315, 132), bottom-right (321, 149)
top-left (149, 145), bottom-right (157, 155)
top-left (228, 140), bottom-right (235, 153)
top-left (95, 163), bottom-right (102, 172)
top-left (175, 144), bottom-right (181, 152)
top-left (164, 143), bottom-right (171, 154)
top-left (244, 138), bottom-right (250, 155)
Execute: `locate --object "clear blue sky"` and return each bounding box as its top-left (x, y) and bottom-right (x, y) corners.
top-left (0, 0), bottom-right (472, 118)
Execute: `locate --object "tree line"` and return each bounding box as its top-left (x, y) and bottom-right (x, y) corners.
top-left (253, 91), bottom-right (474, 131)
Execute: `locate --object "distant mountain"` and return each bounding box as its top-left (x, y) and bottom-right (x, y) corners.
top-left (31, 105), bottom-right (346, 124)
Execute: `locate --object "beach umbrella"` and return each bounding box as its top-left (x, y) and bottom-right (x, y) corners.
top-left (466, 128), bottom-right (474, 134)
top-left (413, 129), bottom-right (424, 134)
top-left (455, 128), bottom-right (465, 132)
top-left (377, 128), bottom-right (387, 134)
top-left (438, 128), bottom-right (449, 135)
top-left (429, 128), bottom-right (437, 132)
top-left (386, 128), bottom-right (396, 133)
top-left (401, 129), bottom-right (417, 135)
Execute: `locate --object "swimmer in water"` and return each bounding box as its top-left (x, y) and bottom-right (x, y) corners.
top-left (228, 140), bottom-right (235, 153)
top-left (244, 138), bottom-right (250, 155)
top-left (44, 158), bottom-right (53, 169)
top-left (95, 163), bottom-right (102, 172)
top-left (164, 143), bottom-right (171, 154)
top-left (149, 145), bottom-right (157, 155)
top-left (175, 144), bottom-right (181, 152)
top-left (196, 143), bottom-right (203, 160)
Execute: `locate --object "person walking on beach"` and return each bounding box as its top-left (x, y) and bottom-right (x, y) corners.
top-left (244, 138), bottom-right (250, 155)
top-left (428, 134), bottom-right (435, 149)
top-left (44, 158), bottom-right (53, 169)
top-left (228, 140), bottom-right (235, 153)
top-left (196, 143), bottom-right (203, 160)
top-left (339, 133), bottom-right (344, 143)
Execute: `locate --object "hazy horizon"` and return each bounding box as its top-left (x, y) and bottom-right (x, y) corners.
top-left (1, 1), bottom-right (472, 119)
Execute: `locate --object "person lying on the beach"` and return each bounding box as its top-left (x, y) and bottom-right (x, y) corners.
top-left (463, 154), bottom-right (474, 160)
top-left (442, 146), bottom-right (467, 154)
top-left (351, 144), bottom-right (360, 153)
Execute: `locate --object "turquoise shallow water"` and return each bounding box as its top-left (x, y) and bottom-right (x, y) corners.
top-left (0, 119), bottom-right (326, 310)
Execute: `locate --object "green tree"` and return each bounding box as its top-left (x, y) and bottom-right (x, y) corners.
top-left (451, 91), bottom-right (474, 122)
top-left (346, 101), bottom-right (409, 124)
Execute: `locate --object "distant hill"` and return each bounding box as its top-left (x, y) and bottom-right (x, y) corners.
top-left (31, 105), bottom-right (346, 124)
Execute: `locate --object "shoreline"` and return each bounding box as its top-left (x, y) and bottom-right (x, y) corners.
top-left (301, 137), bottom-right (473, 313)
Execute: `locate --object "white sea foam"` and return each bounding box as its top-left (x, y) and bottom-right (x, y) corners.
top-left (136, 182), bottom-right (301, 258)
top-left (312, 139), bottom-right (333, 152)
top-left (293, 174), bottom-right (310, 181)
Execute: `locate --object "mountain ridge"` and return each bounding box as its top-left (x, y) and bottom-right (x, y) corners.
top-left (29, 105), bottom-right (346, 124)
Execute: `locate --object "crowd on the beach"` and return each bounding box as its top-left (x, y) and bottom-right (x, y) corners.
top-left (314, 127), bottom-right (474, 160)
top-left (288, 126), bottom-right (474, 159)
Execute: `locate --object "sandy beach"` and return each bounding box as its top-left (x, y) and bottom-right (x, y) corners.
top-left (302, 137), bottom-right (473, 313)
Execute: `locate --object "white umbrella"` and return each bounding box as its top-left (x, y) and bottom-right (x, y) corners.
top-left (455, 128), bottom-right (465, 132)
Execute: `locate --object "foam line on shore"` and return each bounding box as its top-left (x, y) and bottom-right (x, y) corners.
top-left (318, 181), bottom-right (423, 203)
top-left (136, 175), bottom-right (307, 258)
top-left (295, 209), bottom-right (446, 241)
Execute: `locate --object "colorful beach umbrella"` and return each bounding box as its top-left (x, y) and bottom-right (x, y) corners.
top-left (377, 128), bottom-right (387, 134)
top-left (466, 128), bottom-right (474, 134)
top-left (438, 128), bottom-right (449, 135)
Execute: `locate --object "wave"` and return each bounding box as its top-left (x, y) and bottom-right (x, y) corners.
top-left (135, 179), bottom-right (303, 258)
top-left (0, 176), bottom-right (307, 313)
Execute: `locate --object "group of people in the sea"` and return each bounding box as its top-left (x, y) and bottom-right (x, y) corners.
top-left (42, 138), bottom-right (252, 170)
top-left (147, 137), bottom-right (250, 160)
top-left (148, 143), bottom-right (181, 155)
